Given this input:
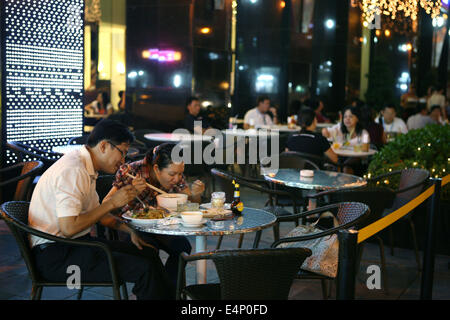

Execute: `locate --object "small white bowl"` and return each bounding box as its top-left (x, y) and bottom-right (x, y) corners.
top-left (300, 169), bottom-right (314, 178)
top-left (180, 211), bottom-right (204, 225)
top-left (156, 193), bottom-right (188, 210)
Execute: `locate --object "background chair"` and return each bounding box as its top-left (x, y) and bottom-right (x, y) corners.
top-left (0, 201), bottom-right (128, 300)
top-left (309, 186), bottom-right (395, 294)
top-left (271, 201), bottom-right (370, 299)
top-left (368, 168), bottom-right (430, 270)
top-left (68, 135), bottom-right (89, 145)
top-left (0, 161), bottom-right (44, 202)
top-left (132, 129), bottom-right (163, 150)
top-left (176, 247), bottom-right (312, 300)
top-left (6, 141), bottom-right (62, 172)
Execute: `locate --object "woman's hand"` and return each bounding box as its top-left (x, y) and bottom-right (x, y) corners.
top-left (191, 180), bottom-right (205, 196)
top-left (131, 173), bottom-right (147, 194)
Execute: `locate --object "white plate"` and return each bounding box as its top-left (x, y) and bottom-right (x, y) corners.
top-left (122, 211), bottom-right (167, 226)
top-left (200, 203), bottom-right (231, 210)
top-left (181, 219), bottom-right (207, 228)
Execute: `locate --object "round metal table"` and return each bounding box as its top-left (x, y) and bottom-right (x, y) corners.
top-left (127, 208), bottom-right (277, 284)
top-left (255, 124), bottom-right (301, 133)
top-left (331, 147), bottom-right (377, 158)
top-left (144, 133), bottom-right (213, 143)
top-left (263, 168), bottom-right (367, 191)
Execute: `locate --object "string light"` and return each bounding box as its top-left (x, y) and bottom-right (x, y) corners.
top-left (360, 0), bottom-right (441, 25)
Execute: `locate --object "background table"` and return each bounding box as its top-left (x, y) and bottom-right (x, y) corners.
top-left (263, 168), bottom-right (367, 190)
top-left (144, 133), bottom-right (213, 143)
top-left (255, 124), bottom-right (300, 132)
top-left (332, 147), bottom-right (377, 158)
top-left (127, 208), bottom-right (277, 284)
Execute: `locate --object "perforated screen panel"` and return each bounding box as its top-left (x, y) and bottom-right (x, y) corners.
top-left (1, 0), bottom-right (84, 164)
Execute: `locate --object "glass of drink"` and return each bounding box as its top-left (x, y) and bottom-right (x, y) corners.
top-left (211, 192), bottom-right (226, 209)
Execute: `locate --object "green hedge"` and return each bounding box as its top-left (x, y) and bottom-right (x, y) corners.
top-left (367, 124), bottom-right (450, 201)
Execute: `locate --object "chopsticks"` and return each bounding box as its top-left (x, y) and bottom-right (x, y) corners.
top-left (126, 173), bottom-right (167, 194)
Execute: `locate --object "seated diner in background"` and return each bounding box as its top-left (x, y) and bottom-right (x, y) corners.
top-left (360, 105), bottom-right (386, 149)
top-left (429, 105), bottom-right (447, 125)
top-left (184, 96), bottom-right (211, 134)
top-left (243, 95), bottom-right (279, 130)
top-left (84, 91), bottom-right (114, 116)
top-left (375, 104), bottom-right (408, 141)
top-left (104, 143), bottom-right (205, 285)
top-left (286, 107), bottom-right (338, 164)
top-left (28, 119), bottom-right (174, 300)
top-left (406, 103), bottom-right (435, 130)
top-left (322, 106), bottom-right (370, 175)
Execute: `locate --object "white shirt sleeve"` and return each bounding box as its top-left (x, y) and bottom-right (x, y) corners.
top-left (243, 109), bottom-right (252, 125)
top-left (54, 168), bottom-right (91, 218)
top-left (397, 118), bottom-right (408, 134)
top-left (361, 129), bottom-right (370, 144)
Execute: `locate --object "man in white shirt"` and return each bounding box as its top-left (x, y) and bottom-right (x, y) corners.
top-left (375, 105), bottom-right (408, 134)
top-left (407, 103), bottom-right (434, 130)
top-left (29, 119), bottom-right (174, 299)
top-left (243, 95), bottom-right (278, 129)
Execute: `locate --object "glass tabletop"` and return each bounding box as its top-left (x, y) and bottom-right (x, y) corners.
top-left (263, 169), bottom-right (367, 190)
top-left (128, 207), bottom-right (277, 236)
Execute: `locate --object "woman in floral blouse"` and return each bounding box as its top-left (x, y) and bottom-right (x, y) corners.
top-left (104, 143), bottom-right (205, 285)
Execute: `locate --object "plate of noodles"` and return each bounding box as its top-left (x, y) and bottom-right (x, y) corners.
top-left (122, 208), bottom-right (169, 226)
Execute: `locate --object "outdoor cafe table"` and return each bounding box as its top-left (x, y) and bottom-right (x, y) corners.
top-left (128, 208), bottom-right (277, 284)
top-left (255, 124), bottom-right (301, 133)
top-left (144, 133), bottom-right (214, 143)
top-left (263, 168), bottom-right (367, 191)
top-left (331, 147), bottom-right (377, 158)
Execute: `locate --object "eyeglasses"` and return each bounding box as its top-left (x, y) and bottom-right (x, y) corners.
top-left (108, 141), bottom-right (127, 159)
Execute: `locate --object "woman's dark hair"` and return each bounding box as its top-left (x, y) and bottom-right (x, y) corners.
top-left (98, 91), bottom-right (110, 110)
top-left (87, 119), bottom-right (135, 147)
top-left (359, 105), bottom-right (375, 129)
top-left (341, 106), bottom-right (364, 136)
top-left (298, 107), bottom-right (316, 129)
top-left (146, 143), bottom-right (182, 169)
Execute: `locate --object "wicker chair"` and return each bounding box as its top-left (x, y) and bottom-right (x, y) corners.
top-left (68, 135), bottom-right (89, 145)
top-left (176, 247), bottom-right (312, 300)
top-left (368, 168), bottom-right (430, 270)
top-left (271, 202), bottom-right (370, 299)
top-left (0, 201), bottom-right (128, 300)
top-left (0, 161), bottom-right (44, 202)
top-left (211, 168), bottom-right (305, 249)
top-left (309, 186), bottom-right (395, 294)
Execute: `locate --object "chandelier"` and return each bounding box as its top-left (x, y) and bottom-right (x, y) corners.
top-left (360, 0), bottom-right (442, 26)
top-left (85, 0), bottom-right (102, 23)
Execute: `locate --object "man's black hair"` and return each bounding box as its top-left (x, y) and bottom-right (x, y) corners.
top-left (87, 119), bottom-right (135, 147)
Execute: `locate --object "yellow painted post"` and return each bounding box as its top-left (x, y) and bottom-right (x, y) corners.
top-left (359, 26), bottom-right (371, 101)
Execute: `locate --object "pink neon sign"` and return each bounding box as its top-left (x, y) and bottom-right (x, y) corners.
top-left (142, 49), bottom-right (182, 62)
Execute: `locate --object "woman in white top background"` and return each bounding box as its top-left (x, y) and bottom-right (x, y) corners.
top-left (85, 91), bottom-right (114, 116)
top-left (322, 106), bottom-right (370, 175)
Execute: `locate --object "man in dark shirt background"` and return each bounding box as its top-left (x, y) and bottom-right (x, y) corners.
top-left (184, 96), bottom-right (211, 134)
top-left (286, 107), bottom-right (338, 164)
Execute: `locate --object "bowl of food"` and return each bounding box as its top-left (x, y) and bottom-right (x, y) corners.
top-left (156, 193), bottom-right (188, 210)
top-left (180, 211), bottom-right (204, 225)
top-left (122, 208), bottom-right (168, 226)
